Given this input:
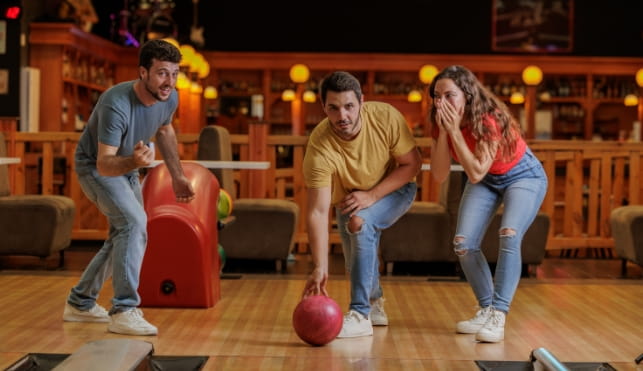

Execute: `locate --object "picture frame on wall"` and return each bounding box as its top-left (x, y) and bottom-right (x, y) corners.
top-left (492, 0), bottom-right (574, 53)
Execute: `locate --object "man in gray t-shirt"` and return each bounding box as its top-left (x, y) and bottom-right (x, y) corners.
top-left (63, 39), bottom-right (195, 336)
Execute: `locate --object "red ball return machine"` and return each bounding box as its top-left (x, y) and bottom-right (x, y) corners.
top-left (139, 162), bottom-right (221, 308)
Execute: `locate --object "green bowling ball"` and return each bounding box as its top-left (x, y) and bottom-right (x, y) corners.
top-left (217, 189), bottom-right (233, 220)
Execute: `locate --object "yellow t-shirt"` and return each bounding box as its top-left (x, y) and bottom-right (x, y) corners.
top-left (303, 101), bottom-right (417, 206)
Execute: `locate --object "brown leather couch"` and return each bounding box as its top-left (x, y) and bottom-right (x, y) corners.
top-left (610, 205), bottom-right (643, 277)
top-left (0, 132), bottom-right (75, 267)
top-left (480, 210), bottom-right (550, 277)
top-left (380, 172), bottom-right (463, 274)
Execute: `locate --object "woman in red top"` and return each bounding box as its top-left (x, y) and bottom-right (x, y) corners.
top-left (429, 65), bottom-right (547, 343)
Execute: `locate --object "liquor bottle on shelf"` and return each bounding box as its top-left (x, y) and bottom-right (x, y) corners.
top-left (62, 52), bottom-right (71, 79)
top-left (61, 98), bottom-right (68, 126)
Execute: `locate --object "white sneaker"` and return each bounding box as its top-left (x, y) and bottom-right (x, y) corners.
top-left (476, 309), bottom-right (505, 343)
top-left (108, 308), bottom-right (158, 336)
top-left (456, 306), bottom-right (493, 334)
top-left (370, 297), bottom-right (388, 326)
top-left (337, 310), bottom-right (373, 338)
top-left (63, 302), bottom-right (109, 323)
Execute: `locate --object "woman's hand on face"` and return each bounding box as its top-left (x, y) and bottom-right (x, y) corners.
top-left (435, 101), bottom-right (448, 131)
top-left (438, 99), bottom-right (462, 133)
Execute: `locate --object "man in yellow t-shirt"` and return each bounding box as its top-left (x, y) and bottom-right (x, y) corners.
top-left (302, 71), bottom-right (422, 338)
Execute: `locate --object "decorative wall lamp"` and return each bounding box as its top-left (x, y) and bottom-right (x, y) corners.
top-left (203, 85), bottom-right (218, 100)
top-left (179, 44), bottom-right (196, 69)
top-left (176, 72), bottom-right (190, 90)
top-left (522, 65), bottom-right (543, 86)
top-left (418, 64), bottom-right (439, 135)
top-left (176, 43), bottom-right (211, 133)
top-left (290, 64), bottom-right (310, 84)
top-left (415, 64), bottom-right (439, 103)
top-left (510, 92), bottom-right (525, 104)
top-left (419, 64), bottom-right (439, 85)
top-left (522, 65), bottom-right (543, 139)
top-left (624, 94), bottom-right (638, 107)
top-left (636, 68), bottom-right (643, 87)
top-left (302, 90), bottom-right (317, 103)
top-left (190, 81), bottom-right (203, 94)
top-left (189, 52), bottom-right (209, 85)
top-left (177, 44), bottom-right (210, 93)
top-left (288, 63), bottom-right (310, 135)
top-left (281, 89), bottom-right (296, 102)
top-left (407, 89), bottom-right (422, 103)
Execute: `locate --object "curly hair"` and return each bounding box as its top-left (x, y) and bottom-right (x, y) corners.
top-left (428, 65), bottom-right (522, 162)
top-left (138, 39), bottom-right (181, 71)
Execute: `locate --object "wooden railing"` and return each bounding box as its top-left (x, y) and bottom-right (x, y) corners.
top-left (4, 131), bottom-right (642, 253)
top-left (530, 141), bottom-right (643, 250)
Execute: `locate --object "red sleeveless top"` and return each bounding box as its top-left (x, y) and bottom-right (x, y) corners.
top-left (432, 114), bottom-right (526, 175)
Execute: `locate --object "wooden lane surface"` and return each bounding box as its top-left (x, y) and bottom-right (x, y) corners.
top-left (0, 272), bottom-right (641, 370)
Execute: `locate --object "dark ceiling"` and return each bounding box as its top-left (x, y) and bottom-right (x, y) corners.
top-left (90, 0), bottom-right (642, 56)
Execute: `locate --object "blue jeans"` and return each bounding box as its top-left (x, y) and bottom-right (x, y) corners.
top-left (336, 182), bottom-right (417, 317)
top-left (68, 169), bottom-right (147, 314)
top-left (454, 148), bottom-right (547, 313)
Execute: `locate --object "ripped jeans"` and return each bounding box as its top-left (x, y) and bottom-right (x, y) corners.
top-left (336, 182), bottom-right (417, 317)
top-left (454, 148), bottom-right (547, 313)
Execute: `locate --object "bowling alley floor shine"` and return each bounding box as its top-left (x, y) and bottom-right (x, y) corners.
top-left (0, 245), bottom-right (641, 370)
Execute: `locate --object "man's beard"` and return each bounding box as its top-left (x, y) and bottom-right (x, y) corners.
top-left (144, 80), bottom-right (168, 102)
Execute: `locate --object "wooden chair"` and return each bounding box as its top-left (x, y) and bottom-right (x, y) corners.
top-left (0, 132), bottom-right (75, 267)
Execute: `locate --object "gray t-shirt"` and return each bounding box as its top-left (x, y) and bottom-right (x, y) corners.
top-left (75, 80), bottom-right (178, 175)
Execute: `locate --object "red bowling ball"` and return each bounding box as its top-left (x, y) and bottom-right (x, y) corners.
top-left (292, 295), bottom-right (343, 346)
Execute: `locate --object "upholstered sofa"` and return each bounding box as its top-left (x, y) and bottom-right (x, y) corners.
top-left (379, 171), bottom-right (463, 274)
top-left (610, 205), bottom-right (643, 277)
top-left (480, 210), bottom-right (550, 276)
top-left (0, 132), bottom-right (75, 267)
top-left (380, 170), bottom-right (550, 277)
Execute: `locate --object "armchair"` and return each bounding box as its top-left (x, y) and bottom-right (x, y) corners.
top-left (610, 205), bottom-right (643, 277)
top-left (197, 126), bottom-right (299, 272)
top-left (380, 171), bottom-right (464, 274)
top-left (0, 132), bottom-right (75, 267)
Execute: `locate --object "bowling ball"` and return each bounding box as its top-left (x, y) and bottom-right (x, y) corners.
top-left (292, 295), bottom-right (343, 346)
top-left (217, 189), bottom-right (233, 220)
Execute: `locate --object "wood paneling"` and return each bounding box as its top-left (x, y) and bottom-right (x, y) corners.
top-left (3, 133), bottom-right (643, 251)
